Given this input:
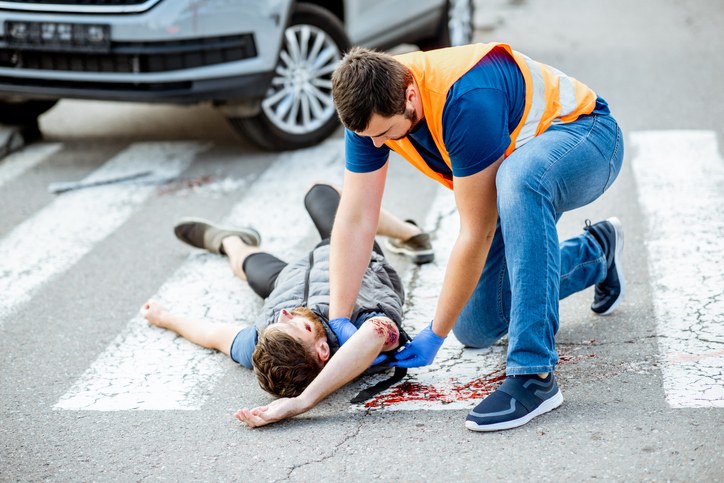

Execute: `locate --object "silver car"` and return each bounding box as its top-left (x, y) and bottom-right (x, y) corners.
top-left (0, 0), bottom-right (474, 150)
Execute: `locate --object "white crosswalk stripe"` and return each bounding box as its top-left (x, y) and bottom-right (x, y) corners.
top-left (0, 142), bottom-right (62, 189)
top-left (54, 140), bottom-right (344, 411)
top-left (631, 130), bottom-right (724, 408)
top-left (0, 142), bottom-right (208, 323)
top-left (2, 130), bottom-right (722, 413)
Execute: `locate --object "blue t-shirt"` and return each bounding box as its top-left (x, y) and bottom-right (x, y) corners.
top-left (229, 311), bottom-right (385, 369)
top-left (345, 47), bottom-right (609, 178)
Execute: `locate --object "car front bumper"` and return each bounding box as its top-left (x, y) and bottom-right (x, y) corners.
top-left (0, 0), bottom-right (288, 103)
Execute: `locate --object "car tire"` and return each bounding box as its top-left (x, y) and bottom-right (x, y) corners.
top-left (227, 3), bottom-right (350, 151)
top-left (417, 0), bottom-right (475, 50)
top-left (0, 99), bottom-right (58, 125)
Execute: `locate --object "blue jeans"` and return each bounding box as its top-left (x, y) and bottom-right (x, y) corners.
top-left (453, 113), bottom-right (624, 375)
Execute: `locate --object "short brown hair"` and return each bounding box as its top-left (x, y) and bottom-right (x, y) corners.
top-left (252, 307), bottom-right (324, 398)
top-left (332, 46), bottom-right (413, 132)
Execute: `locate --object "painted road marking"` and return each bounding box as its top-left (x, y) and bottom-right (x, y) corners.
top-left (0, 142), bottom-right (206, 323)
top-left (0, 143), bottom-right (62, 188)
top-left (631, 130), bottom-right (724, 408)
top-left (352, 186), bottom-right (506, 412)
top-left (55, 140), bottom-right (344, 411)
top-left (50, 132), bottom-right (724, 412)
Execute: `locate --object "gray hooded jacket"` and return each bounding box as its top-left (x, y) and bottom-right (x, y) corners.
top-left (255, 240), bottom-right (408, 354)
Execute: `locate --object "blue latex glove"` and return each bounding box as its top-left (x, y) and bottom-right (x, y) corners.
top-left (390, 322), bottom-right (445, 368)
top-left (329, 317), bottom-right (388, 366)
top-left (328, 316), bottom-right (358, 346)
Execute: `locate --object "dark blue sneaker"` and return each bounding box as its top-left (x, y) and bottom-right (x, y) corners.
top-left (465, 374), bottom-right (563, 432)
top-left (584, 217), bottom-right (625, 315)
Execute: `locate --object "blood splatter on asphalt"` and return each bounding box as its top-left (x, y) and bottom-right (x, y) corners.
top-left (364, 352), bottom-right (596, 409)
top-left (364, 368), bottom-right (507, 409)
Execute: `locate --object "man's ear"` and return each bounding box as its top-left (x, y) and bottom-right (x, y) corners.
top-left (315, 339), bottom-right (330, 363)
top-left (406, 82), bottom-right (422, 117)
top-left (406, 83), bottom-right (416, 104)
top-left (277, 309), bottom-right (293, 323)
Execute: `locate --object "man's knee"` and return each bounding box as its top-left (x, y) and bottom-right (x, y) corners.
top-left (304, 183), bottom-right (341, 239)
top-left (452, 317), bottom-right (507, 349)
top-left (496, 159), bottom-right (531, 196)
top-left (304, 183), bottom-right (338, 207)
top-left (496, 157), bottom-right (552, 215)
top-left (305, 182), bottom-right (340, 197)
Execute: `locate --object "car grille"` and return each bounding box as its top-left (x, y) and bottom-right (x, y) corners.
top-left (2, 0), bottom-right (147, 4)
top-left (0, 0), bottom-right (161, 14)
top-left (0, 34), bottom-right (257, 73)
top-left (0, 74), bottom-right (191, 91)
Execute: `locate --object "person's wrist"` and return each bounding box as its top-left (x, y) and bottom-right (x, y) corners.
top-left (329, 316), bottom-right (356, 345)
top-left (429, 321), bottom-right (447, 340)
top-left (295, 392), bottom-right (316, 412)
top-left (153, 309), bottom-right (171, 327)
top-left (329, 317), bottom-right (352, 333)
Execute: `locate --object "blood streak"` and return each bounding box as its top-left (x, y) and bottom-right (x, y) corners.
top-left (364, 352), bottom-right (597, 409)
top-left (364, 368), bottom-right (506, 409)
top-left (386, 328), bottom-right (399, 346)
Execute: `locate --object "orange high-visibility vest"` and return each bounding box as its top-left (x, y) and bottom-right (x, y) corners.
top-left (385, 43), bottom-right (597, 189)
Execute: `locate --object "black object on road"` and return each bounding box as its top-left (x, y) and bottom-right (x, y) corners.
top-left (48, 170), bottom-right (155, 194)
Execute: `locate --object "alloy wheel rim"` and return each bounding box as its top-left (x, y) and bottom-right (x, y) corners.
top-left (262, 24), bottom-right (341, 135)
top-left (448, 0), bottom-right (474, 46)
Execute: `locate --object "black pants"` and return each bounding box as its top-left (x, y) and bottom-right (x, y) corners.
top-left (242, 184), bottom-right (340, 299)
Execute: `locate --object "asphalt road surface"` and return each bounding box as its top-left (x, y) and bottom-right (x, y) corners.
top-left (1, 0), bottom-right (722, 481)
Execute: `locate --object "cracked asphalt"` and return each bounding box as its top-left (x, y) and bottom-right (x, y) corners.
top-left (1, 0), bottom-right (723, 481)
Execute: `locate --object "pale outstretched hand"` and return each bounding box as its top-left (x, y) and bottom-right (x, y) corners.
top-left (235, 397), bottom-right (307, 428)
top-left (140, 299), bottom-right (168, 328)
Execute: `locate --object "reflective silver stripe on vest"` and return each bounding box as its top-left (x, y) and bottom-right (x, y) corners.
top-left (516, 54), bottom-right (547, 148)
top-left (516, 54), bottom-right (583, 148)
top-left (549, 64), bottom-right (579, 118)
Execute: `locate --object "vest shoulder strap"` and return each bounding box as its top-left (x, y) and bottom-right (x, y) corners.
top-left (387, 43), bottom-right (508, 189)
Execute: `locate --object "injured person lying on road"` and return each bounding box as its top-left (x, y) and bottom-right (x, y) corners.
top-left (140, 183), bottom-right (435, 427)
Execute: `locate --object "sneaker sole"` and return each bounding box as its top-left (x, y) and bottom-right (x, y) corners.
top-left (595, 216), bottom-right (626, 316)
top-left (383, 239), bottom-right (435, 264)
top-left (465, 389), bottom-right (564, 432)
top-left (174, 217), bottom-right (261, 248)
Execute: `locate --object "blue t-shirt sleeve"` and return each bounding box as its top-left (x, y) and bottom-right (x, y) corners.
top-left (344, 128), bottom-right (390, 173)
top-left (443, 88), bottom-right (511, 177)
top-left (229, 325), bottom-right (257, 369)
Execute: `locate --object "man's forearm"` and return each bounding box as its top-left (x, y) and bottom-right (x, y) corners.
top-left (328, 169), bottom-right (385, 319)
top-left (329, 217), bottom-right (376, 318)
top-left (297, 324), bottom-right (386, 410)
top-left (432, 229), bottom-right (495, 338)
top-left (154, 311), bottom-right (242, 355)
top-left (432, 158), bottom-right (503, 337)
